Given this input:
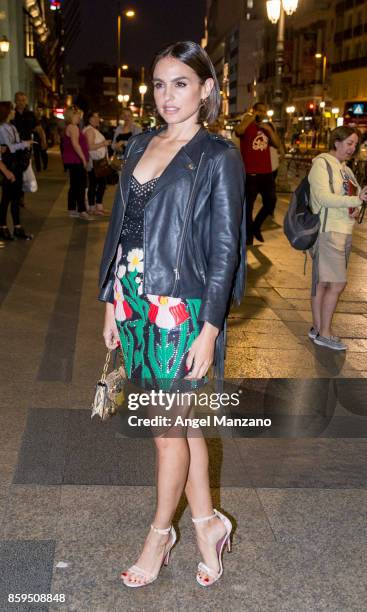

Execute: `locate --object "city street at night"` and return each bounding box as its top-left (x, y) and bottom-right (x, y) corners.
top-left (0, 151), bottom-right (366, 610)
top-left (1, 0), bottom-right (367, 610)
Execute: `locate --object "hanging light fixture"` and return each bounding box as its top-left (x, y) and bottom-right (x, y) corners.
top-left (282, 0), bottom-right (298, 15)
top-left (266, 0), bottom-right (281, 24)
top-left (0, 35), bottom-right (10, 57)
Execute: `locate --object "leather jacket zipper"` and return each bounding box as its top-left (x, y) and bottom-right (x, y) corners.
top-left (171, 152), bottom-right (204, 296)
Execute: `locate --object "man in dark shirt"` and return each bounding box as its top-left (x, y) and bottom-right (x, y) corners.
top-left (12, 92), bottom-right (36, 140)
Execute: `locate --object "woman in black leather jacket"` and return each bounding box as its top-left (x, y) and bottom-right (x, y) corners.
top-left (99, 41), bottom-right (246, 588)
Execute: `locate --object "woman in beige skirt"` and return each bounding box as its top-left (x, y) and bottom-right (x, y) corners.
top-left (308, 126), bottom-right (367, 350)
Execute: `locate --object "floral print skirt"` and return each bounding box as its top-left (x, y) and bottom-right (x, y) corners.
top-left (113, 244), bottom-right (202, 390)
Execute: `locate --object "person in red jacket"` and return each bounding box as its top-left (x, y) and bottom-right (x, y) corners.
top-left (235, 102), bottom-right (281, 244)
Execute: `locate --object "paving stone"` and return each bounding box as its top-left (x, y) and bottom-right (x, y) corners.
top-left (1, 485), bottom-right (61, 540)
top-left (257, 488), bottom-right (367, 543)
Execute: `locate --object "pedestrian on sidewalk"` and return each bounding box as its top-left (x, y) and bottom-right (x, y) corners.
top-left (0, 101), bottom-right (33, 240)
top-left (308, 126), bottom-right (367, 350)
top-left (62, 107), bottom-right (93, 221)
top-left (99, 41), bottom-right (246, 589)
top-left (83, 111), bottom-right (111, 215)
top-left (112, 108), bottom-right (141, 157)
top-left (235, 102), bottom-right (281, 244)
top-left (12, 92), bottom-right (37, 209)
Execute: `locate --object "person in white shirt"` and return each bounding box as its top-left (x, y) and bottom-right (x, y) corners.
top-left (308, 126), bottom-right (367, 350)
top-left (112, 108), bottom-right (141, 156)
top-left (83, 111), bottom-right (111, 215)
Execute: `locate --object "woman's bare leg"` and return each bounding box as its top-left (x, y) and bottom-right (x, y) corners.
top-left (184, 431), bottom-right (227, 576)
top-left (123, 436), bottom-right (190, 584)
top-left (319, 281), bottom-right (346, 337)
top-left (311, 282), bottom-right (328, 331)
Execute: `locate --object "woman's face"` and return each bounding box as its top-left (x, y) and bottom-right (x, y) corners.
top-left (90, 113), bottom-right (100, 128)
top-left (335, 133), bottom-right (359, 161)
top-left (121, 110), bottom-right (132, 125)
top-left (72, 112), bottom-right (82, 126)
top-left (152, 56), bottom-right (213, 126)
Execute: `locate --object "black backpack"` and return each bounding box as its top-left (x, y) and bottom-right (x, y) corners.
top-left (283, 158), bottom-right (332, 251)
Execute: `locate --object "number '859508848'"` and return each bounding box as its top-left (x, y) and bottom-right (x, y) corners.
top-left (8, 593), bottom-right (65, 603)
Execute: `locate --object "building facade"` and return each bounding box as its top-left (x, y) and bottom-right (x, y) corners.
top-left (331, 0), bottom-right (367, 117)
top-left (0, 0), bottom-right (62, 109)
top-left (205, 0), bottom-right (265, 116)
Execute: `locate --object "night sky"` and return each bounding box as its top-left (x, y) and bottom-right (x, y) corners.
top-left (69, 0), bottom-right (206, 72)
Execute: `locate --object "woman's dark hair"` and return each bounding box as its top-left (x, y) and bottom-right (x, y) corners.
top-left (151, 41), bottom-right (220, 124)
top-left (86, 110), bottom-right (99, 125)
top-left (0, 101), bottom-right (13, 123)
top-left (329, 126), bottom-right (360, 151)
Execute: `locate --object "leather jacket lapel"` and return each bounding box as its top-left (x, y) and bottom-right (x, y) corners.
top-left (119, 126), bottom-right (208, 202)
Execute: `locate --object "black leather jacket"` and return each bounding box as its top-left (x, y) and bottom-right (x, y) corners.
top-left (99, 127), bottom-right (246, 371)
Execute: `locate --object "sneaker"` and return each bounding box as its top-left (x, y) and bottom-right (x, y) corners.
top-left (13, 226), bottom-right (33, 240)
top-left (308, 326), bottom-right (319, 340)
top-left (313, 335), bottom-right (347, 351)
top-left (79, 212), bottom-right (94, 221)
top-left (69, 211), bottom-right (79, 218)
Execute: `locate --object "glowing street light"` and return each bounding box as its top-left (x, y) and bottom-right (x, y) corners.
top-left (282, 0), bottom-right (299, 15)
top-left (0, 35), bottom-right (10, 57)
top-left (286, 105), bottom-right (295, 114)
top-left (117, 6), bottom-right (136, 115)
top-left (266, 0), bottom-right (281, 24)
top-left (267, 109), bottom-right (274, 118)
top-left (117, 94), bottom-right (124, 103)
top-left (121, 64), bottom-right (128, 70)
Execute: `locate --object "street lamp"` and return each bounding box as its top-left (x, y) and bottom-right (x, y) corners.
top-left (117, 94), bottom-right (124, 103)
top-left (0, 35), bottom-right (10, 58)
top-left (266, 0), bottom-right (299, 132)
top-left (315, 53), bottom-right (328, 145)
top-left (117, 6), bottom-right (135, 98)
top-left (139, 66), bottom-right (147, 117)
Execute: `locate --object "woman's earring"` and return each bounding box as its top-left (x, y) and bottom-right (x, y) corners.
top-left (200, 98), bottom-right (207, 108)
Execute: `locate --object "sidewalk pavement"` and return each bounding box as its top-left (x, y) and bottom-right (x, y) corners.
top-left (0, 151), bottom-right (366, 611)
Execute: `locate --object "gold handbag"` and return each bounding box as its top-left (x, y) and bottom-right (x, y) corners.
top-left (91, 349), bottom-right (126, 421)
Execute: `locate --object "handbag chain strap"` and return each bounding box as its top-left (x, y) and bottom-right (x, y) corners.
top-left (100, 350), bottom-right (112, 383)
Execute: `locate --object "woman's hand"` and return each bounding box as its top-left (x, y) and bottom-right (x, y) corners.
top-left (103, 303), bottom-right (120, 350)
top-left (350, 207), bottom-right (361, 219)
top-left (5, 171), bottom-right (15, 182)
top-left (358, 186), bottom-right (367, 202)
top-left (185, 322), bottom-right (219, 379)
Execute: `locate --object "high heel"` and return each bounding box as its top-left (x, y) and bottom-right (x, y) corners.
top-left (192, 508), bottom-right (232, 587)
top-left (120, 524), bottom-right (177, 588)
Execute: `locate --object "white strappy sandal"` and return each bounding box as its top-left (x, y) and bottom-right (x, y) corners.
top-left (192, 509), bottom-right (232, 587)
top-left (120, 524), bottom-right (177, 588)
